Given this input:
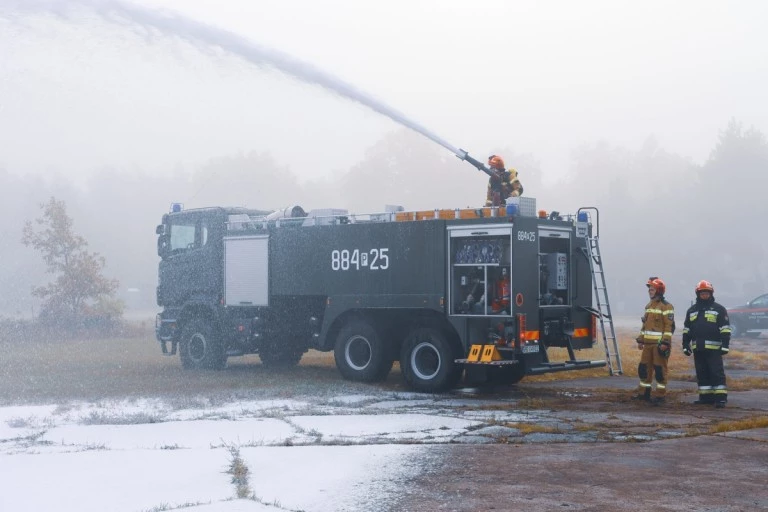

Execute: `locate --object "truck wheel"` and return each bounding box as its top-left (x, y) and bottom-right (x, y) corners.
top-left (180, 319), bottom-right (226, 370)
top-left (334, 319), bottom-right (393, 382)
top-left (400, 327), bottom-right (462, 393)
top-left (729, 320), bottom-right (743, 338)
top-left (259, 344), bottom-right (304, 368)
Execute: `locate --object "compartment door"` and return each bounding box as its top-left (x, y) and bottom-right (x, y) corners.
top-left (224, 235), bottom-right (269, 306)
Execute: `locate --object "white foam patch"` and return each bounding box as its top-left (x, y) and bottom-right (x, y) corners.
top-left (42, 418), bottom-right (300, 449)
top-left (291, 413), bottom-right (479, 441)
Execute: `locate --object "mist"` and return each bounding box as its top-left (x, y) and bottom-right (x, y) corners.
top-left (1, 1), bottom-right (767, 321)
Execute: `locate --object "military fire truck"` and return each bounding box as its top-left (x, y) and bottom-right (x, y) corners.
top-left (155, 198), bottom-right (621, 392)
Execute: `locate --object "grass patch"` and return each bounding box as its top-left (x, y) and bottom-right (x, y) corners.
top-left (728, 376), bottom-right (768, 391)
top-left (525, 327), bottom-right (768, 383)
top-left (82, 411), bottom-right (164, 425)
top-left (726, 350), bottom-right (768, 371)
top-left (505, 422), bottom-right (561, 434)
top-left (141, 502), bottom-right (205, 512)
top-left (708, 415), bottom-right (768, 434)
top-left (226, 445), bottom-right (251, 499)
top-left (516, 396), bottom-right (547, 409)
top-left (248, 495), bottom-right (306, 512)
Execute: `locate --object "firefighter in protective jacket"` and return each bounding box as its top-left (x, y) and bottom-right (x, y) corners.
top-left (634, 277), bottom-right (675, 404)
top-left (485, 155), bottom-right (523, 207)
top-left (682, 280), bottom-right (731, 408)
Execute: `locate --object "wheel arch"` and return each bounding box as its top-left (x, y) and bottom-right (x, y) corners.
top-left (177, 303), bottom-right (218, 340)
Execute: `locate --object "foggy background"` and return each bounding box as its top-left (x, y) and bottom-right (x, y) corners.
top-left (1, 0), bottom-right (766, 319)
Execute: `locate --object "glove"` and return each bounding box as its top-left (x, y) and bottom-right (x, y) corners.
top-left (657, 343), bottom-right (671, 358)
top-left (720, 347), bottom-right (729, 356)
top-left (682, 342), bottom-right (692, 356)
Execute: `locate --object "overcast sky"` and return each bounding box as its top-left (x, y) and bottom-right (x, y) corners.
top-left (1, 0), bottom-right (767, 184)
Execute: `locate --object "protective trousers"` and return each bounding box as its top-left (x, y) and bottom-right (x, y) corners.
top-left (693, 350), bottom-right (727, 403)
top-left (638, 344), bottom-right (668, 397)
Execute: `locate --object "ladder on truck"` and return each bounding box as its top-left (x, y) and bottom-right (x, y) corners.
top-left (578, 208), bottom-right (622, 376)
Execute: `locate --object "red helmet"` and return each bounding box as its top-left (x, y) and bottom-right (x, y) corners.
top-left (488, 155), bottom-right (505, 171)
top-left (646, 277), bottom-right (665, 295)
top-left (695, 280), bottom-right (714, 294)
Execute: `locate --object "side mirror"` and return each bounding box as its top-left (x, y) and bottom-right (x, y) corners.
top-left (156, 224), bottom-right (165, 235)
top-left (157, 235), bottom-right (170, 257)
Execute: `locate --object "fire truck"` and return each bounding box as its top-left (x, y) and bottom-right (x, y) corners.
top-left (155, 198), bottom-right (621, 392)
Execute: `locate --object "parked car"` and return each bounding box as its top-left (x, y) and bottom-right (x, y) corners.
top-left (727, 293), bottom-right (768, 338)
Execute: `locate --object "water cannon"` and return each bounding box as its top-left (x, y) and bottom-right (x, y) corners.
top-left (456, 149), bottom-right (493, 177)
top-left (265, 205), bottom-right (307, 221)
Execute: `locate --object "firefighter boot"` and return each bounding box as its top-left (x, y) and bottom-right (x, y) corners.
top-left (651, 396), bottom-right (665, 406)
top-left (715, 401), bottom-right (726, 409)
top-left (632, 388), bottom-right (651, 402)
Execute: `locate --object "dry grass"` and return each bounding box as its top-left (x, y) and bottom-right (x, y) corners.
top-left (0, 334), bottom-right (351, 405)
top-left (226, 445), bottom-right (251, 499)
top-left (528, 327), bottom-right (768, 383)
top-left (708, 416), bottom-right (768, 434)
top-left (727, 350), bottom-right (768, 371)
top-left (728, 376), bottom-right (768, 391)
top-left (526, 327), bottom-right (653, 381)
top-left (1, 324), bottom-right (764, 405)
top-left (505, 422), bottom-right (561, 434)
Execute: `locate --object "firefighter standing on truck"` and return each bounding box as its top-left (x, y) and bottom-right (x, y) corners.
top-left (634, 277), bottom-right (675, 405)
top-left (682, 280), bottom-right (731, 408)
top-left (485, 155), bottom-right (523, 207)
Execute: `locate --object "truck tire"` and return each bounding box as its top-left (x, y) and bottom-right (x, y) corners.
top-left (180, 319), bottom-right (226, 370)
top-left (259, 343), bottom-right (304, 368)
top-left (334, 319), bottom-right (393, 382)
top-left (400, 327), bottom-right (462, 393)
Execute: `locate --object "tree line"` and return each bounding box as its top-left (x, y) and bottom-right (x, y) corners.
top-left (0, 119), bottom-right (764, 323)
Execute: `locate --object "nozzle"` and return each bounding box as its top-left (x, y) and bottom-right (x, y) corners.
top-left (458, 150), bottom-right (493, 176)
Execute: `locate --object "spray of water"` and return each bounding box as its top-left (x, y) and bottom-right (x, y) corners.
top-left (2, 0), bottom-right (473, 162)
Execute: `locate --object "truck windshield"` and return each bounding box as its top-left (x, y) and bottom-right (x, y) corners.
top-left (170, 223), bottom-right (196, 252)
top-left (160, 218), bottom-right (210, 258)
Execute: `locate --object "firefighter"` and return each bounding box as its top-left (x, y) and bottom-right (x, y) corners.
top-left (682, 280), bottom-right (731, 408)
top-left (633, 277), bottom-right (675, 404)
top-left (485, 155), bottom-right (524, 207)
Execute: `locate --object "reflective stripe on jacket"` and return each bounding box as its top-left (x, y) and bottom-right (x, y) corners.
top-left (639, 297), bottom-right (675, 344)
top-left (682, 298), bottom-right (731, 351)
